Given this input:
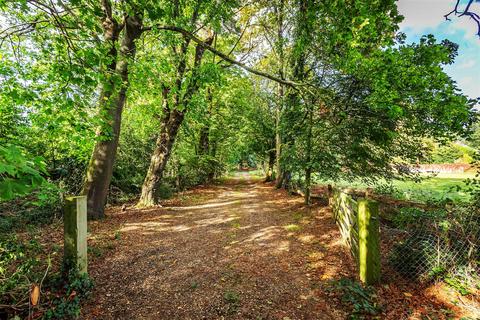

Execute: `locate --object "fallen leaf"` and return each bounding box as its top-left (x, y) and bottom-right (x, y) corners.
top-left (68, 290), bottom-right (77, 301)
top-left (403, 292), bottom-right (413, 297)
top-left (30, 284), bottom-right (40, 306)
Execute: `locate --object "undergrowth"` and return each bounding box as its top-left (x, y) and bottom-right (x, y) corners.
top-left (0, 234), bottom-right (94, 319)
top-left (329, 278), bottom-right (381, 319)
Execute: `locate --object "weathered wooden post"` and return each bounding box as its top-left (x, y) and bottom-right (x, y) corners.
top-left (64, 196), bottom-right (88, 274)
top-left (357, 199), bottom-right (380, 285)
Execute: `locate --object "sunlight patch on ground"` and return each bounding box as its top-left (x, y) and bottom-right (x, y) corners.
top-left (165, 200), bottom-right (240, 211)
top-left (120, 221), bottom-right (192, 233)
top-left (194, 215), bottom-right (238, 226)
top-left (284, 224), bottom-right (301, 232)
top-left (274, 240), bottom-right (290, 253)
top-left (241, 226), bottom-right (282, 243)
top-left (298, 234), bottom-right (316, 244)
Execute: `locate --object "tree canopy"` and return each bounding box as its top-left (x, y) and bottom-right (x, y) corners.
top-left (0, 0), bottom-right (477, 213)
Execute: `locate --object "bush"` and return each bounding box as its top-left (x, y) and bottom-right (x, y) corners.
top-left (156, 183), bottom-right (174, 199)
top-left (389, 231), bottom-right (450, 281)
top-left (0, 235), bottom-right (44, 310)
top-left (0, 234), bottom-right (94, 319)
top-left (391, 207), bottom-right (447, 230)
top-left (373, 183), bottom-right (400, 198)
top-left (43, 270), bottom-right (94, 319)
top-left (173, 155), bottom-right (225, 190)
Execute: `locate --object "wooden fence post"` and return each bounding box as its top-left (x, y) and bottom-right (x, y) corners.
top-left (357, 199), bottom-right (380, 285)
top-left (64, 196), bottom-right (88, 274)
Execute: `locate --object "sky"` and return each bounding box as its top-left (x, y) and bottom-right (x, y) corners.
top-left (397, 0), bottom-right (480, 99)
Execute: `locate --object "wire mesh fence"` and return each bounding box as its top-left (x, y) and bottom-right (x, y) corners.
top-left (379, 204), bottom-right (480, 319)
top-left (381, 206), bottom-right (479, 284)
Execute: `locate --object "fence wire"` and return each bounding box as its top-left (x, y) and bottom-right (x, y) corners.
top-left (380, 205), bottom-right (480, 319)
top-left (382, 207), bottom-right (479, 283)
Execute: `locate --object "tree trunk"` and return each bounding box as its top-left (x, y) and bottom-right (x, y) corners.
top-left (274, 0), bottom-right (285, 189)
top-left (304, 104), bottom-right (313, 204)
top-left (265, 149), bottom-right (276, 182)
top-left (198, 126), bottom-right (210, 155)
top-left (138, 108), bottom-right (185, 207)
top-left (82, 8), bottom-right (143, 219)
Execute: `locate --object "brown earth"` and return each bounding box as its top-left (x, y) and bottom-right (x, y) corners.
top-left (80, 172), bottom-right (478, 320)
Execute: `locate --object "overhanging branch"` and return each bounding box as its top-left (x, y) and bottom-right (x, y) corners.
top-left (142, 25), bottom-right (300, 87)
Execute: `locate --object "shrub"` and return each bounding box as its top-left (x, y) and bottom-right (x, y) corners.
top-left (156, 183), bottom-right (174, 199)
top-left (0, 233), bottom-right (94, 319)
top-left (43, 270), bottom-right (94, 319)
top-left (373, 183), bottom-right (400, 198)
top-left (391, 207), bottom-right (447, 230)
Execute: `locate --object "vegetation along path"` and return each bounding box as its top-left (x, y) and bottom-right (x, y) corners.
top-left (81, 173), bottom-right (469, 319)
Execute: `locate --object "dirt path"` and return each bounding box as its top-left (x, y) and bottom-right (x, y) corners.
top-left (82, 174), bottom-right (355, 319)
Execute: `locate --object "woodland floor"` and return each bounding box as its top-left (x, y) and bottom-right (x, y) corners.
top-left (79, 172), bottom-right (479, 320)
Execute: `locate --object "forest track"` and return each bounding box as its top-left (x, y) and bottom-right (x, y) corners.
top-left (81, 173), bottom-right (469, 319)
top-left (81, 174), bottom-right (353, 319)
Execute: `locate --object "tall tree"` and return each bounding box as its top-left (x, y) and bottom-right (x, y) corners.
top-left (82, 1), bottom-right (144, 218)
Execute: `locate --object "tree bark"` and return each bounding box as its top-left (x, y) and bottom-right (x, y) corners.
top-left (265, 148), bottom-right (276, 182)
top-left (304, 103), bottom-right (313, 204)
top-left (81, 5), bottom-right (143, 219)
top-left (274, 0), bottom-right (286, 189)
top-left (138, 107), bottom-right (185, 207)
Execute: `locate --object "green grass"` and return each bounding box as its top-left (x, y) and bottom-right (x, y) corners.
top-left (390, 177), bottom-right (470, 203)
top-left (317, 172), bottom-right (476, 204)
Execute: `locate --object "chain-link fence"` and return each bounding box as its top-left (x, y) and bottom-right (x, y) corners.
top-left (379, 203), bottom-right (480, 319)
top-left (381, 205), bottom-right (479, 285)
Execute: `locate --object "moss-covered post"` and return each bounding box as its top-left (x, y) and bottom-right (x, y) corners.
top-left (357, 199), bottom-right (380, 285)
top-left (64, 196), bottom-right (88, 275)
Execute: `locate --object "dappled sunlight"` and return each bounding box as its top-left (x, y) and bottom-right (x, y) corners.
top-left (120, 221), bottom-right (192, 233)
top-left (194, 215), bottom-right (238, 227)
top-left (164, 200), bottom-right (241, 211)
top-left (240, 226), bottom-right (282, 243)
top-left (273, 240), bottom-right (291, 254)
top-left (297, 234), bottom-right (317, 244)
top-left (85, 178), bottom-right (357, 319)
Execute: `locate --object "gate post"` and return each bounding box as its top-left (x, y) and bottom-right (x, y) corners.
top-left (357, 199), bottom-right (380, 285)
top-left (64, 196), bottom-right (88, 274)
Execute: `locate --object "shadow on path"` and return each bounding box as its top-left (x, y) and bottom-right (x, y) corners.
top-left (82, 176), bottom-right (355, 319)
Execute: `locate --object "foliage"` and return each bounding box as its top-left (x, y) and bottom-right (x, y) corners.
top-left (0, 235), bottom-right (44, 311)
top-left (330, 278), bottom-right (381, 319)
top-left (0, 0), bottom-right (478, 317)
top-left (43, 270), bottom-right (94, 319)
top-left (0, 183), bottom-right (62, 232)
top-left (426, 141), bottom-right (475, 164)
top-left (373, 183), bottom-right (401, 198)
top-left (0, 144), bottom-right (47, 201)
top-left (391, 207), bottom-right (447, 230)
top-left (0, 233), bottom-right (94, 319)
